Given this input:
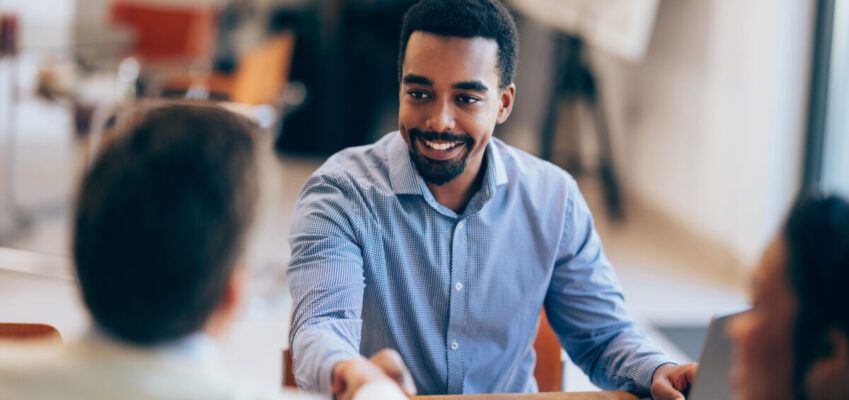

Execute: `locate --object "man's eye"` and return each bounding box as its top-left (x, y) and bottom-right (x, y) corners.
top-left (408, 90), bottom-right (430, 100)
top-left (457, 95), bottom-right (480, 104)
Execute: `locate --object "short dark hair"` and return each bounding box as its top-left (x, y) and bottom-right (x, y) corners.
top-left (784, 194), bottom-right (849, 398)
top-left (73, 103), bottom-right (259, 345)
top-left (398, 0), bottom-right (519, 88)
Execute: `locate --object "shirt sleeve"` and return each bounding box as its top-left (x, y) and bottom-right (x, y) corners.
top-left (544, 177), bottom-right (673, 396)
top-left (288, 172), bottom-right (367, 394)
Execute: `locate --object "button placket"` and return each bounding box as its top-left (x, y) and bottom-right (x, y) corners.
top-left (445, 218), bottom-right (468, 392)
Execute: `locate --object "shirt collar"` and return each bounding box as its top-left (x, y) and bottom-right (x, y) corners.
top-left (87, 325), bottom-right (220, 365)
top-left (485, 138), bottom-right (509, 188)
top-left (388, 132), bottom-right (423, 195)
top-left (387, 132), bottom-right (509, 197)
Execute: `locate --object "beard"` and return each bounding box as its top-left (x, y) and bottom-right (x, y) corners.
top-left (407, 128), bottom-right (475, 185)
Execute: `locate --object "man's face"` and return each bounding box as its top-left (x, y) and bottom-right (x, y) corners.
top-left (728, 237), bottom-right (797, 400)
top-left (399, 32), bottom-right (514, 185)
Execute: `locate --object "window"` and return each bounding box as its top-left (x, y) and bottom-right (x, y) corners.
top-left (821, 0), bottom-right (849, 196)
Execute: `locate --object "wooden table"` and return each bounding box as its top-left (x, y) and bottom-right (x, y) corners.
top-left (414, 392), bottom-right (640, 400)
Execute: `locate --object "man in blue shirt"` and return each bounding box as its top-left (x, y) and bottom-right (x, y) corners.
top-left (288, 1), bottom-right (697, 399)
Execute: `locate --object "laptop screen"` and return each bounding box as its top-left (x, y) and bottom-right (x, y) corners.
top-left (688, 309), bottom-right (748, 400)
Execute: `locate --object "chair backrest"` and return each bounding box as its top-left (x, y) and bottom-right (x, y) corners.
top-left (231, 31), bottom-right (296, 105)
top-left (283, 347), bottom-right (297, 388)
top-left (109, 1), bottom-right (216, 62)
top-left (0, 323), bottom-right (62, 343)
top-left (281, 311), bottom-right (563, 391)
top-left (534, 310), bottom-right (563, 392)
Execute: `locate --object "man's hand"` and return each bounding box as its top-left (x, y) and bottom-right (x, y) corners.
top-left (650, 363), bottom-right (698, 400)
top-left (331, 349), bottom-right (416, 400)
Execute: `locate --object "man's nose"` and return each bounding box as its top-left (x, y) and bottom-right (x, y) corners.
top-left (425, 99), bottom-right (456, 133)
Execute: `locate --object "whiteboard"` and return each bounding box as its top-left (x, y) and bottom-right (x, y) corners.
top-left (509, 0), bottom-right (660, 62)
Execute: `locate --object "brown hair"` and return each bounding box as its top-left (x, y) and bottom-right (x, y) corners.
top-left (73, 102), bottom-right (259, 345)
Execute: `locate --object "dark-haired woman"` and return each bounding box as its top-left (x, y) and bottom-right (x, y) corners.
top-left (730, 195), bottom-right (849, 400)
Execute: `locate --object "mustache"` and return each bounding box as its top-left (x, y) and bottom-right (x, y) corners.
top-left (408, 128), bottom-right (473, 144)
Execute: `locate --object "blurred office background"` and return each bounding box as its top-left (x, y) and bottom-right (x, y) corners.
top-left (1, 0), bottom-right (847, 392)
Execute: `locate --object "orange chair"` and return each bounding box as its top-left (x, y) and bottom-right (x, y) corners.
top-left (283, 347), bottom-right (297, 388)
top-left (534, 310), bottom-right (563, 392)
top-left (228, 32), bottom-right (295, 105)
top-left (108, 1), bottom-right (216, 64)
top-left (282, 311), bottom-right (563, 391)
top-left (166, 31), bottom-right (296, 106)
top-left (0, 323), bottom-right (62, 343)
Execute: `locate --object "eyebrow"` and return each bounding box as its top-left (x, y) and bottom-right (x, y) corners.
top-left (402, 74), bottom-right (490, 93)
top-left (402, 74), bottom-right (433, 86)
top-left (453, 81), bottom-right (489, 92)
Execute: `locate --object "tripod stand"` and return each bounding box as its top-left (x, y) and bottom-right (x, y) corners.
top-left (540, 34), bottom-right (623, 220)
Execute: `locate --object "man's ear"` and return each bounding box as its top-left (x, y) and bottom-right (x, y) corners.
top-left (205, 262), bottom-right (248, 339)
top-left (806, 329), bottom-right (849, 396)
top-left (496, 83), bottom-right (516, 125)
top-left (223, 263), bottom-right (248, 314)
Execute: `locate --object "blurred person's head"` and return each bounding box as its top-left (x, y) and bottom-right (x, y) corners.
top-left (397, 0), bottom-right (518, 185)
top-left (73, 103), bottom-right (259, 346)
top-left (730, 194), bottom-right (849, 400)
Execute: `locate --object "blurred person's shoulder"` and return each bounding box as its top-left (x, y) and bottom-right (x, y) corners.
top-left (0, 339), bottom-right (87, 398)
top-left (0, 338), bottom-right (63, 370)
top-left (0, 339), bottom-right (326, 400)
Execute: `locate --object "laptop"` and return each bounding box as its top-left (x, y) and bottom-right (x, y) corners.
top-left (687, 309), bottom-right (748, 400)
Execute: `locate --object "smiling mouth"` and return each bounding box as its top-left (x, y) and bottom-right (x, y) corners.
top-left (423, 139), bottom-right (464, 151)
top-left (415, 137), bottom-right (468, 161)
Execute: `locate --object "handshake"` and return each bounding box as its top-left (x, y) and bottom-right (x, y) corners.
top-left (332, 349), bottom-right (418, 400)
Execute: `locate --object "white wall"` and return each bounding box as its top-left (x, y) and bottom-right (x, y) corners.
top-left (0, 0), bottom-right (76, 48)
top-left (589, 0), bottom-right (814, 269)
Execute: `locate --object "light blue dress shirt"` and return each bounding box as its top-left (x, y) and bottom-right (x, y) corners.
top-left (288, 132), bottom-right (671, 396)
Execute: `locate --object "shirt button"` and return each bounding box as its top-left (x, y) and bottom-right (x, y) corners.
top-left (457, 221), bottom-right (464, 230)
top-left (454, 282), bottom-right (464, 291)
top-left (450, 341), bottom-right (460, 350)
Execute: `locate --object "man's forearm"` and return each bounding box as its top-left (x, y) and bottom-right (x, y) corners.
top-left (292, 323), bottom-right (362, 393)
top-left (592, 328), bottom-right (673, 395)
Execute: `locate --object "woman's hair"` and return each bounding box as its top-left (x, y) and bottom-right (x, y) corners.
top-left (784, 193), bottom-right (849, 399)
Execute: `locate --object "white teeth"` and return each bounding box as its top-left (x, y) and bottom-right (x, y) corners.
top-left (424, 140), bottom-right (460, 151)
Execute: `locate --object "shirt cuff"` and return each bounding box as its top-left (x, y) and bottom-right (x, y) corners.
top-left (319, 352), bottom-right (361, 395)
top-left (352, 380), bottom-right (407, 400)
top-left (637, 358), bottom-right (678, 395)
